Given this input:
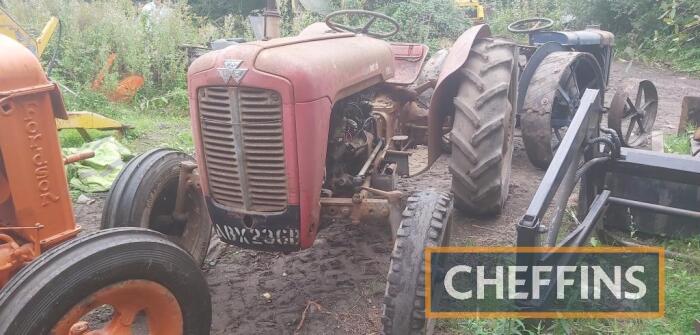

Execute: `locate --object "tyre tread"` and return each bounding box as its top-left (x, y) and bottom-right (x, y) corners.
top-left (450, 38), bottom-right (517, 216)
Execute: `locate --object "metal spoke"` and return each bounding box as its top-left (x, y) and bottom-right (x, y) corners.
top-left (625, 97), bottom-right (639, 116)
top-left (622, 98), bottom-right (639, 120)
top-left (568, 64), bottom-right (580, 97)
top-left (554, 128), bottom-right (563, 142)
top-left (564, 65), bottom-right (575, 88)
top-left (362, 16), bottom-right (377, 33)
top-left (636, 85), bottom-right (644, 107)
top-left (625, 117), bottom-right (637, 140)
top-left (552, 127), bottom-right (566, 151)
top-left (635, 114), bottom-right (646, 130)
top-left (638, 99), bottom-right (657, 113)
top-left (571, 79), bottom-right (581, 100)
top-left (333, 23), bottom-right (360, 33)
top-left (557, 86), bottom-right (573, 106)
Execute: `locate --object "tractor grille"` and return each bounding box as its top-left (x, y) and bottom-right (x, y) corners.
top-left (198, 86), bottom-right (287, 212)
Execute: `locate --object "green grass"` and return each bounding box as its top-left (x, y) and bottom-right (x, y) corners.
top-left (438, 318), bottom-right (549, 335)
top-left (58, 88), bottom-right (193, 154)
top-left (562, 254), bottom-right (700, 335)
top-left (438, 235), bottom-right (700, 334)
top-left (665, 124), bottom-right (696, 155)
top-left (665, 135), bottom-right (691, 155)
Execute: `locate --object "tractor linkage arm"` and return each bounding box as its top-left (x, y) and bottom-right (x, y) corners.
top-left (515, 88), bottom-right (700, 310)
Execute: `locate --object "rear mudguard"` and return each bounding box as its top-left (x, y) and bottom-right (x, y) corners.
top-left (427, 24), bottom-right (491, 166)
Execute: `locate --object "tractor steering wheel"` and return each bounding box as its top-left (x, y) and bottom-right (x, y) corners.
top-left (325, 10), bottom-right (400, 39)
top-left (507, 18), bottom-right (554, 34)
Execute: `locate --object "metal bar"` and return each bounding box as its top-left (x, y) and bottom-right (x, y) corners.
top-left (357, 140), bottom-right (384, 178)
top-left (608, 196), bottom-right (700, 220)
top-left (516, 89), bottom-right (603, 311)
top-left (545, 153), bottom-right (580, 246)
top-left (611, 148), bottom-right (700, 185)
top-left (518, 89), bottom-right (601, 230)
top-left (544, 190), bottom-right (611, 259)
top-left (529, 191), bottom-right (611, 309)
top-left (173, 161), bottom-right (197, 222)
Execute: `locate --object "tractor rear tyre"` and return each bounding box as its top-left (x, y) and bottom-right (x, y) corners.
top-left (102, 148), bottom-right (212, 265)
top-left (382, 191), bottom-right (453, 335)
top-left (450, 38), bottom-right (518, 216)
top-left (0, 228), bottom-right (211, 335)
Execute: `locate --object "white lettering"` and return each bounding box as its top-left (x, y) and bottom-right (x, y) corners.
top-left (445, 265), bottom-right (472, 300)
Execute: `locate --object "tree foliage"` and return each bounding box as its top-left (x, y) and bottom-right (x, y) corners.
top-left (187, 0), bottom-right (266, 19)
top-left (484, 0), bottom-right (700, 73)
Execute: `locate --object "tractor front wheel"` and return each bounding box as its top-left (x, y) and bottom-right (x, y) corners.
top-left (382, 191), bottom-right (453, 335)
top-left (102, 148), bottom-right (212, 265)
top-left (0, 228), bottom-right (211, 335)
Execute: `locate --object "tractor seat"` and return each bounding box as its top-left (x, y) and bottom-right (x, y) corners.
top-left (386, 43), bottom-right (428, 86)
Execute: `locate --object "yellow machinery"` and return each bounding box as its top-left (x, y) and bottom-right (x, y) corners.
top-left (455, 0), bottom-right (485, 23)
top-left (0, 6), bottom-right (58, 57)
top-left (0, 7), bottom-right (130, 140)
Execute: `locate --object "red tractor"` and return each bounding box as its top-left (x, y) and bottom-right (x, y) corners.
top-left (104, 11), bottom-right (518, 334)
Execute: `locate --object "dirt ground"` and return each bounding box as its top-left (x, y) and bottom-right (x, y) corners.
top-left (73, 60), bottom-right (700, 335)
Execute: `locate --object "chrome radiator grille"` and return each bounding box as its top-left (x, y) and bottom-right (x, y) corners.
top-left (198, 86), bottom-right (287, 212)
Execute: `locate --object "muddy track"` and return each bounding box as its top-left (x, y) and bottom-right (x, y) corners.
top-left (204, 222), bottom-right (392, 334)
top-left (73, 61), bottom-right (700, 334)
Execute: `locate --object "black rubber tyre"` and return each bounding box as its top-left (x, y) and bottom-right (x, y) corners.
top-left (102, 148), bottom-right (212, 265)
top-left (0, 228), bottom-right (211, 335)
top-left (450, 38), bottom-right (518, 216)
top-left (382, 191), bottom-right (453, 335)
top-left (520, 52), bottom-right (604, 169)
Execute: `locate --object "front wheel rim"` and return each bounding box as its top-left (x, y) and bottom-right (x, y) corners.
top-left (53, 280), bottom-right (183, 335)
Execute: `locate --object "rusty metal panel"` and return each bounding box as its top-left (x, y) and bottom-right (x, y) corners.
top-left (386, 43), bottom-right (429, 86)
top-left (198, 86), bottom-right (287, 213)
top-left (0, 36), bottom-right (77, 250)
top-left (254, 34), bottom-right (394, 103)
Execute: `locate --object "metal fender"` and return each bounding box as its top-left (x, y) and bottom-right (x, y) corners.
top-left (427, 24), bottom-right (492, 166)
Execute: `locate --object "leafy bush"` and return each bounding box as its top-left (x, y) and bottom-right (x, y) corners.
top-left (484, 0), bottom-right (700, 74)
top-left (379, 0), bottom-right (471, 51)
top-left (278, 0), bottom-right (470, 51)
top-left (2, 0), bottom-right (240, 114)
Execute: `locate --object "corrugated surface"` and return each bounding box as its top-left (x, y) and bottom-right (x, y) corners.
top-left (198, 86), bottom-right (287, 212)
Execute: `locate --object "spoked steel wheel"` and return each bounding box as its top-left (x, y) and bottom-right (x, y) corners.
top-left (608, 80), bottom-right (658, 147)
top-left (521, 52), bottom-right (604, 169)
top-left (0, 228), bottom-right (211, 335)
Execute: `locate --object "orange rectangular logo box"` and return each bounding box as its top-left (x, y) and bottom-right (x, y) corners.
top-left (425, 246), bottom-right (665, 319)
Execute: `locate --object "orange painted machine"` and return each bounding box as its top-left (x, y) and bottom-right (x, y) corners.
top-left (0, 35), bottom-right (211, 335)
top-left (0, 33), bottom-right (77, 285)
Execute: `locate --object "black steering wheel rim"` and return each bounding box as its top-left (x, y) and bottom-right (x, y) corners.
top-left (508, 18), bottom-right (554, 34)
top-left (325, 10), bottom-right (400, 39)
